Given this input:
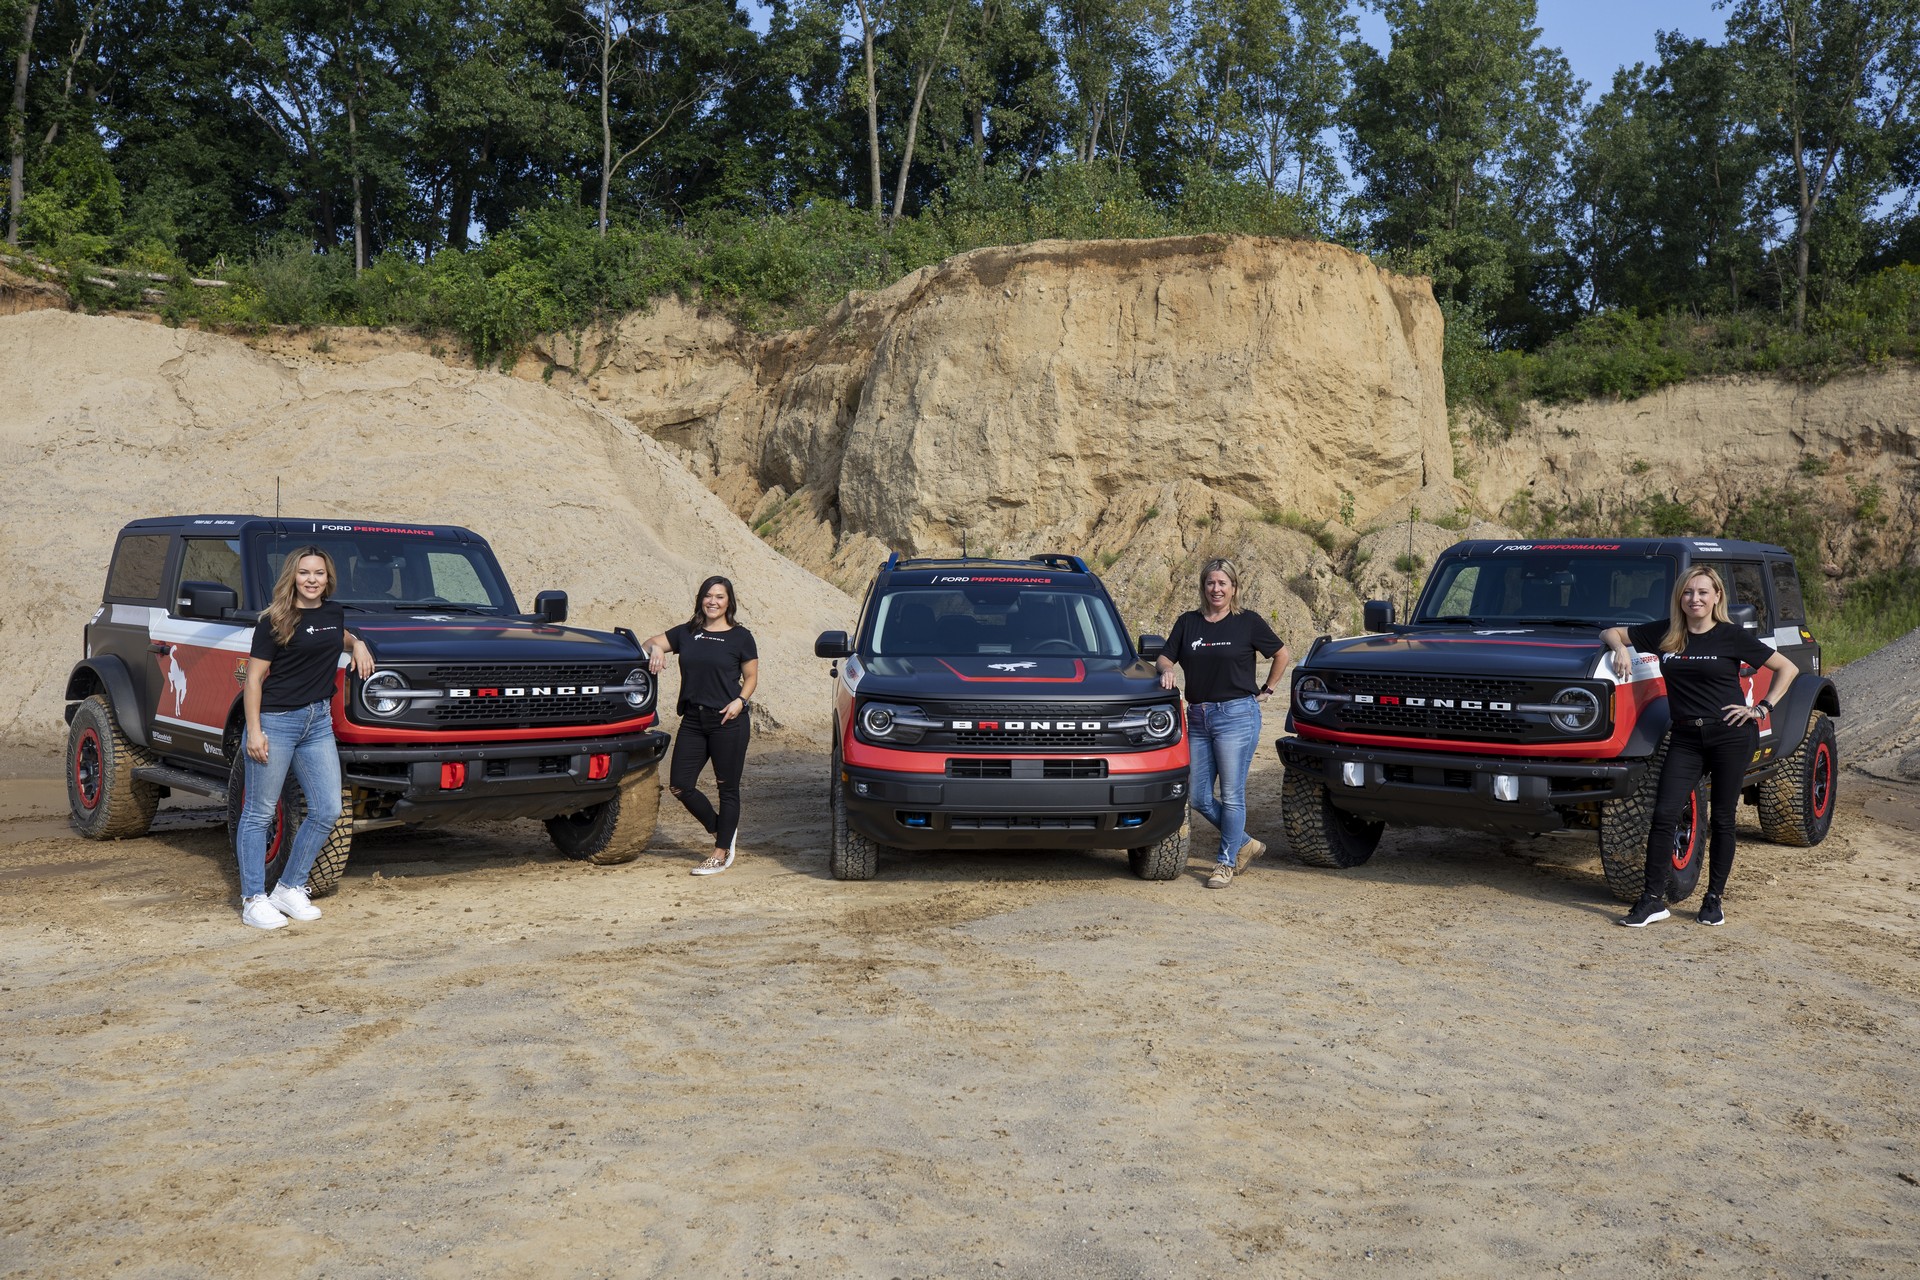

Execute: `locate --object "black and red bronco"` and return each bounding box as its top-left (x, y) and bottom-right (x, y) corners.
top-left (815, 553), bottom-right (1190, 880)
top-left (1278, 537), bottom-right (1841, 902)
top-left (64, 515), bottom-right (669, 893)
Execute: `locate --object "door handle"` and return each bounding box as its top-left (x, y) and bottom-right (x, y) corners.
top-left (148, 641), bottom-right (169, 654)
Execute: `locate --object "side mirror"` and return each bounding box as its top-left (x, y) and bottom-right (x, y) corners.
top-left (1363, 599), bottom-right (1396, 633)
top-left (1729, 602), bottom-right (1758, 631)
top-left (176, 580), bottom-right (238, 620)
top-left (533, 590), bottom-right (568, 624)
top-left (1136, 633), bottom-right (1165, 661)
top-left (815, 630), bottom-right (851, 659)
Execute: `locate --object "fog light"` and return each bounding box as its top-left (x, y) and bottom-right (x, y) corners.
top-left (588, 753), bottom-right (610, 781)
top-left (901, 812), bottom-right (931, 828)
top-left (1493, 774), bottom-right (1519, 802)
top-left (1118, 813), bottom-right (1147, 828)
top-left (440, 761), bottom-right (467, 790)
top-left (854, 781), bottom-right (871, 797)
top-left (1340, 762), bottom-right (1364, 788)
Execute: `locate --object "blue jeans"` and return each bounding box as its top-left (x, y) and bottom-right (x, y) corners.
top-left (236, 700), bottom-right (342, 898)
top-left (1187, 696), bottom-right (1262, 864)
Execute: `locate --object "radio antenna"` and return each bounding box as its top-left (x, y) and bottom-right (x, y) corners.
top-left (275, 476), bottom-right (281, 519)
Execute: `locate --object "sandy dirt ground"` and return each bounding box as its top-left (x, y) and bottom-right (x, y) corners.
top-left (3, 749), bottom-right (1918, 1279)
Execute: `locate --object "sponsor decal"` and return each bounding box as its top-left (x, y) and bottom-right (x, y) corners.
top-left (190, 518), bottom-right (237, 526)
top-left (233, 658), bottom-right (248, 686)
top-left (313, 523), bottom-right (437, 536)
top-left (151, 730), bottom-right (172, 744)
top-left (154, 643), bottom-right (190, 717)
top-left (1493, 542), bottom-right (1622, 553)
top-left (928, 575), bottom-right (1051, 584)
top-left (202, 742), bottom-right (223, 756)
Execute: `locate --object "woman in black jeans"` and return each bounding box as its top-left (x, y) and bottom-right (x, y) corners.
top-left (644, 576), bottom-right (759, 876)
top-left (1603, 565), bottom-right (1796, 927)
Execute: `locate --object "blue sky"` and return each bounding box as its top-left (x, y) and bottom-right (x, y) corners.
top-left (1355, 0), bottom-right (1730, 102)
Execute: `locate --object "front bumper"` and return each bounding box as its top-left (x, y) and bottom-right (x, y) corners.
top-left (1278, 735), bottom-right (1647, 835)
top-left (843, 764), bottom-right (1189, 850)
top-left (339, 729), bottom-right (671, 827)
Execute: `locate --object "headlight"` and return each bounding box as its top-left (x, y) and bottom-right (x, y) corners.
top-left (1548, 686), bottom-right (1601, 734)
top-left (1145, 706), bottom-right (1177, 739)
top-left (861, 704), bottom-right (896, 737)
top-left (856, 702), bottom-right (928, 744)
top-left (1295, 675), bottom-right (1330, 716)
top-left (622, 668), bottom-right (651, 709)
top-left (361, 670), bottom-right (410, 718)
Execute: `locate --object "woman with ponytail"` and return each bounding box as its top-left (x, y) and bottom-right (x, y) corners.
top-left (236, 547), bottom-right (374, 929)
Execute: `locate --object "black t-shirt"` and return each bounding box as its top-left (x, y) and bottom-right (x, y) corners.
top-left (1626, 620), bottom-right (1775, 723)
top-left (1162, 609), bottom-right (1285, 704)
top-left (667, 622), bottom-right (758, 715)
top-left (250, 600), bottom-right (347, 712)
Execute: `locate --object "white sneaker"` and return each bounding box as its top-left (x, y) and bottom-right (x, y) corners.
top-left (242, 895), bottom-right (289, 930)
top-left (268, 883), bottom-right (323, 922)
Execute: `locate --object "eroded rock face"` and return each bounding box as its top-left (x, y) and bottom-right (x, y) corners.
top-left (558, 236), bottom-right (1453, 634)
top-left (0, 310), bottom-right (856, 753)
top-left (1465, 373), bottom-right (1920, 576)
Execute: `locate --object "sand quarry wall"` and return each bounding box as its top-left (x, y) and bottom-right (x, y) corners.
top-left (0, 310), bottom-right (856, 756)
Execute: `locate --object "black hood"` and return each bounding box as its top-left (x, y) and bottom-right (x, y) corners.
top-left (351, 614), bottom-right (642, 665)
top-left (853, 653), bottom-right (1165, 703)
top-left (1305, 625), bottom-right (1608, 679)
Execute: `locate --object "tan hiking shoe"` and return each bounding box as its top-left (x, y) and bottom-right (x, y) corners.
top-left (1236, 837), bottom-right (1267, 871)
top-left (1206, 862), bottom-right (1235, 889)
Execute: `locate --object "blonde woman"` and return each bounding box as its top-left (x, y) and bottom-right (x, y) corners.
top-left (236, 547), bottom-right (374, 929)
top-left (1603, 565), bottom-right (1796, 927)
top-left (1155, 559), bottom-right (1289, 888)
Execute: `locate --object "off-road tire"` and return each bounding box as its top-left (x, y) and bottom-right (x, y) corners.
top-left (66, 694), bottom-right (160, 839)
top-left (1597, 738), bottom-right (1704, 904)
top-left (829, 757), bottom-right (883, 880)
top-left (1756, 710), bottom-right (1837, 847)
top-left (546, 772), bottom-right (662, 864)
top-left (226, 752), bottom-right (354, 897)
top-left (1127, 819), bottom-right (1190, 880)
top-left (1282, 767), bottom-right (1384, 868)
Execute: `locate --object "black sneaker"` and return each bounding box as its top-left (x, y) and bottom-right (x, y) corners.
top-left (1697, 894), bottom-right (1725, 926)
top-left (1619, 894), bottom-right (1671, 928)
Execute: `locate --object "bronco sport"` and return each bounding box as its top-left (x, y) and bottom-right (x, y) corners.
top-left (65, 516), bottom-right (670, 893)
top-left (1278, 538), bottom-right (1841, 902)
top-left (815, 554), bottom-right (1190, 880)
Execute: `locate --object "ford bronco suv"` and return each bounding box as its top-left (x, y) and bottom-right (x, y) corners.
top-left (814, 554), bottom-right (1190, 880)
top-left (1278, 538), bottom-right (1840, 902)
top-left (65, 516), bottom-right (669, 894)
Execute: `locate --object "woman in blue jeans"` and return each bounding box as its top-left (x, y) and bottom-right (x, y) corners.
top-left (1156, 559), bottom-right (1289, 887)
top-left (237, 548), bottom-right (374, 929)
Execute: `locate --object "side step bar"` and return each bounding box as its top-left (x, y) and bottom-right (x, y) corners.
top-left (132, 764), bottom-right (227, 801)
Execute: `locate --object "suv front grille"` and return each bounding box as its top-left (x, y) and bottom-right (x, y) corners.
top-left (1307, 673), bottom-right (1608, 744)
top-left (364, 663), bottom-right (638, 730)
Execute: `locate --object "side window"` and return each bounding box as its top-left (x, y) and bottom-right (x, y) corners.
top-left (1726, 561), bottom-right (1771, 630)
top-left (1770, 561), bottom-right (1808, 623)
top-left (105, 534), bottom-right (172, 601)
top-left (175, 538), bottom-right (243, 606)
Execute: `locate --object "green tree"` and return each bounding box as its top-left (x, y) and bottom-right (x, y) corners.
top-left (1725, 0), bottom-right (1920, 331)
top-left (1342, 0), bottom-right (1583, 343)
top-left (1569, 34), bottom-right (1765, 314)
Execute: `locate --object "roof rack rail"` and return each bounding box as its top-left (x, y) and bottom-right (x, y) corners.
top-left (882, 552), bottom-right (1093, 573)
top-left (1029, 554), bottom-right (1089, 573)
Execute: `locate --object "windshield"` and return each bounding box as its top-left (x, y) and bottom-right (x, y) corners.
top-left (867, 586), bottom-right (1129, 658)
top-left (1415, 554), bottom-right (1676, 626)
top-left (249, 533), bottom-right (516, 612)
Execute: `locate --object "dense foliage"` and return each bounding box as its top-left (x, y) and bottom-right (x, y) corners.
top-left (3, 0), bottom-right (1918, 381)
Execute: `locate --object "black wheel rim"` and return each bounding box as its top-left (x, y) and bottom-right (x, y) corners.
top-left (74, 728), bottom-right (103, 810)
top-left (1671, 790), bottom-right (1700, 871)
top-left (1811, 741), bottom-right (1833, 819)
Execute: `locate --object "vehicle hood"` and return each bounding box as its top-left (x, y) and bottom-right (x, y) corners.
top-left (1303, 626), bottom-right (1609, 679)
top-left (350, 614), bottom-right (643, 664)
top-left (851, 653), bottom-right (1166, 702)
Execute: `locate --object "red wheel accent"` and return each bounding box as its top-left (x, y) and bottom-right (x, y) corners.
top-left (1811, 742), bottom-right (1833, 819)
top-left (265, 798), bottom-right (288, 866)
top-left (73, 727), bottom-right (104, 810)
top-left (1671, 789), bottom-right (1700, 871)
